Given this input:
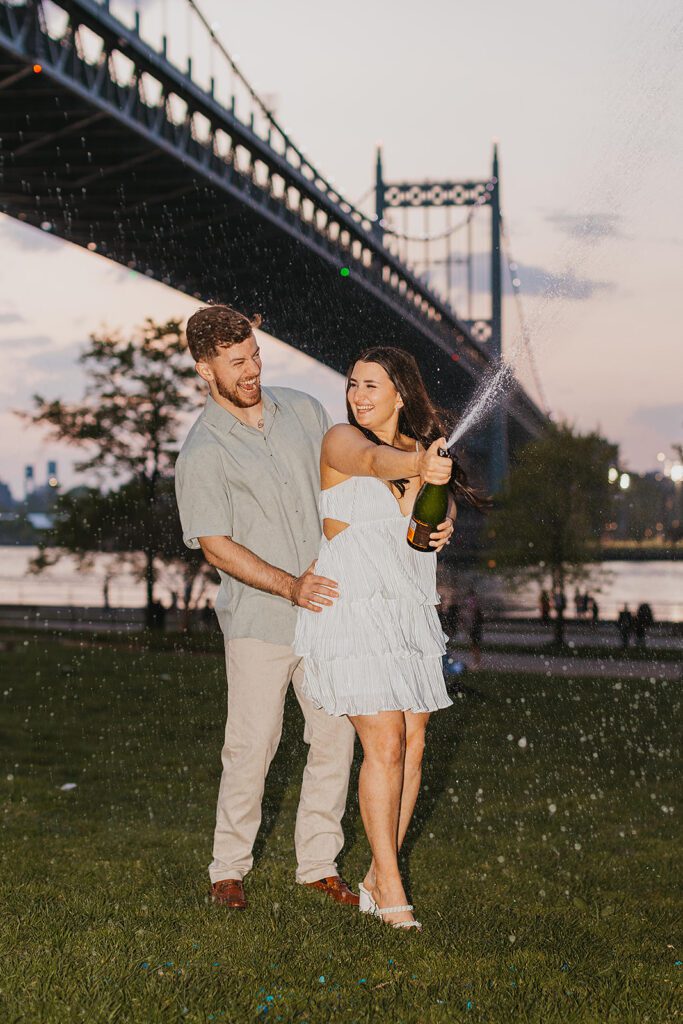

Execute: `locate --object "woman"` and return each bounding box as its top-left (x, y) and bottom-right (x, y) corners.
top-left (294, 346), bottom-right (486, 930)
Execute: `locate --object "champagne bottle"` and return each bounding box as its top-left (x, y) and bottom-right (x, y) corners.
top-left (407, 447), bottom-right (451, 552)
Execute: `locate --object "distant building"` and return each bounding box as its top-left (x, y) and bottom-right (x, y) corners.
top-left (0, 480), bottom-right (14, 510)
top-left (24, 484), bottom-right (60, 514)
top-left (604, 470), bottom-right (679, 543)
top-left (26, 512), bottom-right (54, 531)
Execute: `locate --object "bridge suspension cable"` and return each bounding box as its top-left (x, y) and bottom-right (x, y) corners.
top-left (499, 215), bottom-right (550, 417)
top-left (120, 0), bottom-right (375, 231)
top-left (185, 0), bottom-right (279, 124)
top-left (380, 208), bottom-right (474, 243)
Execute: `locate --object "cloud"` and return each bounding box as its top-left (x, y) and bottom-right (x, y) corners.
top-left (629, 402), bottom-right (683, 439)
top-left (518, 264), bottom-right (615, 300)
top-left (426, 251), bottom-right (613, 301)
top-left (0, 312), bottom-right (25, 325)
top-left (649, 235), bottom-right (683, 248)
top-left (546, 211), bottom-right (624, 242)
top-left (23, 341), bottom-right (86, 375)
top-left (0, 341), bottom-right (87, 405)
top-left (0, 334), bottom-right (52, 350)
top-left (0, 215), bottom-right (62, 252)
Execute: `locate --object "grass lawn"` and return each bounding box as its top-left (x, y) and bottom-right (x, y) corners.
top-left (0, 636), bottom-right (680, 1023)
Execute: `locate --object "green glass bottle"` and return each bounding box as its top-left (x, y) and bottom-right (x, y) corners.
top-left (407, 448), bottom-right (451, 552)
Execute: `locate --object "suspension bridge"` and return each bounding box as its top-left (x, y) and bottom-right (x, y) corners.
top-left (0, 0), bottom-right (549, 490)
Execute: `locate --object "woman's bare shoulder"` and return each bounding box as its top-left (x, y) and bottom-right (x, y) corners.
top-left (322, 423), bottom-right (367, 446)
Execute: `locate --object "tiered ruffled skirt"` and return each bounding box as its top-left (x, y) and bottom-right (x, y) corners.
top-left (294, 516), bottom-right (452, 717)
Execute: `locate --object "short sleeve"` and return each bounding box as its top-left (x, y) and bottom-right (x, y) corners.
top-left (312, 398), bottom-right (334, 435)
top-left (175, 447), bottom-right (233, 549)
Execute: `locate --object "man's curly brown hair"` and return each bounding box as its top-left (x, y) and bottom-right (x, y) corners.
top-left (185, 304), bottom-right (262, 362)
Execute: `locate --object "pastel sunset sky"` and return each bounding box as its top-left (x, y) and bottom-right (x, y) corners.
top-left (1, 0), bottom-right (681, 495)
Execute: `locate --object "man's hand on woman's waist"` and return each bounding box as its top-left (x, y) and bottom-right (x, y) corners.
top-left (288, 561), bottom-right (339, 612)
top-left (198, 535), bottom-right (338, 611)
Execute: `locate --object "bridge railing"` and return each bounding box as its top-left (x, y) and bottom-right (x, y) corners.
top-left (18, 0), bottom-right (496, 372)
top-left (33, 0), bottom-right (377, 225)
top-left (94, 0), bottom-right (381, 234)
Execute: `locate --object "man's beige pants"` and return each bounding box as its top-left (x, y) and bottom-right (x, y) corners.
top-left (209, 638), bottom-right (356, 885)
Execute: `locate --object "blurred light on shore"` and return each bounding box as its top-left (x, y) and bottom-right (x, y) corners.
top-left (619, 473), bottom-right (631, 490)
top-left (670, 464), bottom-right (683, 483)
top-left (608, 467), bottom-right (619, 483)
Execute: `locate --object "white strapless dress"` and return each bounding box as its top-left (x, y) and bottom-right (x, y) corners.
top-left (294, 475), bottom-right (452, 717)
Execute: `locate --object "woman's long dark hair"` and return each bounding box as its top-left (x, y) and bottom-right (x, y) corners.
top-left (346, 346), bottom-right (491, 513)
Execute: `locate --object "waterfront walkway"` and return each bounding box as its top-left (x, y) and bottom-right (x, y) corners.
top-left (0, 604), bottom-right (679, 681)
top-left (454, 649), bottom-right (680, 681)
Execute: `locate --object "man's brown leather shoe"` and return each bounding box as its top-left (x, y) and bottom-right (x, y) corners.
top-left (210, 879), bottom-right (247, 909)
top-left (304, 875), bottom-right (360, 906)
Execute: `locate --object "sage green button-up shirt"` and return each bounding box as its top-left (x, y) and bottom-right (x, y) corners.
top-left (175, 388), bottom-right (332, 644)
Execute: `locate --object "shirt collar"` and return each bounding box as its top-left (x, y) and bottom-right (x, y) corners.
top-left (202, 388), bottom-right (278, 435)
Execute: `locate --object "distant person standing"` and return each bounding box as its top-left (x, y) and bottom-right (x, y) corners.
top-left (590, 596), bottom-right (599, 627)
top-left (464, 589), bottom-right (483, 671)
top-left (440, 585), bottom-right (460, 640)
top-left (553, 590), bottom-right (566, 619)
top-left (539, 589), bottom-right (551, 625)
top-left (617, 604), bottom-right (633, 649)
top-left (200, 598), bottom-right (214, 630)
top-left (574, 588), bottom-right (582, 619)
top-left (634, 602), bottom-right (654, 648)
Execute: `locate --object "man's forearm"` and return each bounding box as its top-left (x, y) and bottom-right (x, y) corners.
top-left (199, 535), bottom-right (295, 602)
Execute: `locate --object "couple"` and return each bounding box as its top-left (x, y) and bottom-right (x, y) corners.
top-left (175, 304), bottom-right (476, 930)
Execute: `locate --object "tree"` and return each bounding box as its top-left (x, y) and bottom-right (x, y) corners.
top-left (22, 318), bottom-right (204, 628)
top-left (30, 479), bottom-right (213, 625)
top-left (488, 424), bottom-right (618, 645)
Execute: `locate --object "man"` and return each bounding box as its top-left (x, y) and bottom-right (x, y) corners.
top-left (175, 304), bottom-right (358, 911)
top-left (617, 604), bottom-right (633, 649)
top-left (634, 602), bottom-right (654, 648)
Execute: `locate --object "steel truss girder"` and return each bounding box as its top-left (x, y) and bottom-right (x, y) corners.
top-left (0, 0), bottom-right (546, 440)
top-left (383, 181), bottom-right (493, 208)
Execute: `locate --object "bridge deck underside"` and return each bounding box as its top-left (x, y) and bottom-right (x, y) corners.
top-left (0, 40), bottom-right (542, 485)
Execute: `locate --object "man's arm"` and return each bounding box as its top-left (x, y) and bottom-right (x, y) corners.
top-left (199, 534), bottom-right (339, 611)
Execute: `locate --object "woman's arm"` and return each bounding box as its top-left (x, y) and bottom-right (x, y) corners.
top-left (429, 497), bottom-right (457, 551)
top-left (322, 424), bottom-right (451, 485)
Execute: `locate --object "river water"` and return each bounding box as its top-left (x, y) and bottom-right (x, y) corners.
top-left (0, 546), bottom-right (680, 622)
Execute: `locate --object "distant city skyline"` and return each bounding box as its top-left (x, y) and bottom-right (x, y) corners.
top-left (1, 0), bottom-right (682, 494)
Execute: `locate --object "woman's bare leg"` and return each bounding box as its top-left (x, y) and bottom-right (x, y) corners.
top-left (349, 711), bottom-right (414, 925)
top-left (398, 711), bottom-right (430, 847)
top-left (363, 712), bottom-right (430, 894)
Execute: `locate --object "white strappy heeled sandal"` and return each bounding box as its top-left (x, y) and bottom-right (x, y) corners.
top-left (358, 882), bottom-right (380, 916)
top-left (378, 904), bottom-right (422, 930)
top-left (359, 884), bottom-right (422, 930)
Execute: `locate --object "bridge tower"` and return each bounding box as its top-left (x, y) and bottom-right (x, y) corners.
top-left (374, 144), bottom-right (509, 492)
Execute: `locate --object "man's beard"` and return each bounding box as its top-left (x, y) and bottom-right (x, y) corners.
top-left (215, 377), bottom-right (261, 408)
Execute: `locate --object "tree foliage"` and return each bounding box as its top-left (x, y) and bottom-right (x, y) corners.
top-left (31, 480), bottom-right (211, 614)
top-left (22, 319), bottom-right (208, 626)
top-left (488, 423), bottom-right (618, 643)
